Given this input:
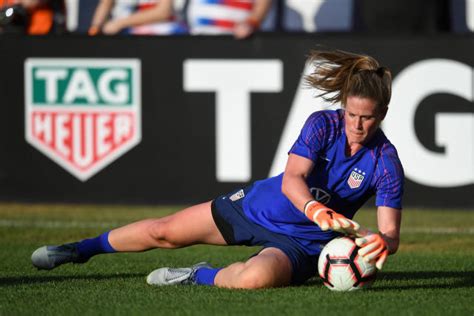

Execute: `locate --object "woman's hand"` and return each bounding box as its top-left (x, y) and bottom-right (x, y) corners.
top-left (102, 20), bottom-right (125, 34)
top-left (305, 201), bottom-right (360, 235)
top-left (355, 231), bottom-right (389, 270)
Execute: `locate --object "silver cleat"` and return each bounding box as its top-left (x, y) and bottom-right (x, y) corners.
top-left (31, 243), bottom-right (87, 270)
top-left (146, 262), bottom-right (212, 286)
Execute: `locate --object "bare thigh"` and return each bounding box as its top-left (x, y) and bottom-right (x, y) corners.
top-left (109, 201), bottom-right (227, 251)
top-left (215, 247), bottom-right (293, 289)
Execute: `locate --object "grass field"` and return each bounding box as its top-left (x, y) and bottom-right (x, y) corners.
top-left (1, 203), bottom-right (473, 315)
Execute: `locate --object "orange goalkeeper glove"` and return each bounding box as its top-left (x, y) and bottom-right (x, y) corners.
top-left (304, 200), bottom-right (360, 235)
top-left (355, 231), bottom-right (389, 270)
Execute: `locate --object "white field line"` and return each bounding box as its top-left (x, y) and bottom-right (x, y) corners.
top-left (0, 219), bottom-right (121, 229)
top-left (401, 227), bottom-right (474, 234)
top-left (0, 219), bottom-right (474, 234)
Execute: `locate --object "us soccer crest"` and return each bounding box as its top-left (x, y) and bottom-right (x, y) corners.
top-left (347, 168), bottom-right (365, 189)
top-left (24, 58), bottom-right (141, 181)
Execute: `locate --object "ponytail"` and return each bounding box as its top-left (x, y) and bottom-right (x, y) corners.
top-left (305, 49), bottom-right (392, 110)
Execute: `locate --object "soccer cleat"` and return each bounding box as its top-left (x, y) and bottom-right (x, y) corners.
top-left (31, 242), bottom-right (88, 270)
top-left (146, 262), bottom-right (212, 286)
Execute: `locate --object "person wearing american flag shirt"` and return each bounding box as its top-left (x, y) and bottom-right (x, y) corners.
top-left (186, 0), bottom-right (272, 39)
top-left (31, 49), bottom-right (404, 289)
top-left (88, 0), bottom-right (186, 35)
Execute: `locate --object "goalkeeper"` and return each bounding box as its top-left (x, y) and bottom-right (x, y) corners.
top-left (31, 48), bottom-right (403, 289)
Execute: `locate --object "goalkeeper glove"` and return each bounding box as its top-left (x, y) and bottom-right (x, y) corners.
top-left (355, 231), bottom-right (389, 270)
top-left (304, 200), bottom-right (360, 235)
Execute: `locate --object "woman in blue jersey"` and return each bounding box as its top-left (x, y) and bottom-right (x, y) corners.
top-left (31, 49), bottom-right (403, 289)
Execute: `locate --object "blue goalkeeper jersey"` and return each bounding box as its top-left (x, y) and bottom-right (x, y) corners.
top-left (242, 109), bottom-right (404, 254)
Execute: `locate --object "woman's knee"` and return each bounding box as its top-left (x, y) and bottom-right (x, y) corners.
top-left (235, 266), bottom-right (282, 289)
top-left (235, 250), bottom-right (292, 289)
top-left (146, 218), bottom-right (182, 248)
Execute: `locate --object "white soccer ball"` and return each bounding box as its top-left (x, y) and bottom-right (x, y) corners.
top-left (318, 237), bottom-right (377, 291)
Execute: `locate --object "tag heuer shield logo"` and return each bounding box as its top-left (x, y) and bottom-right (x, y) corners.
top-left (25, 58), bottom-right (141, 181)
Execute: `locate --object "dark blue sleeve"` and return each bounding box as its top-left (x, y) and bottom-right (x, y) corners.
top-left (375, 146), bottom-right (404, 209)
top-left (288, 112), bottom-right (329, 162)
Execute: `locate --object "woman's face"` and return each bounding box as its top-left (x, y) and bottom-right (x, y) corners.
top-left (344, 96), bottom-right (386, 146)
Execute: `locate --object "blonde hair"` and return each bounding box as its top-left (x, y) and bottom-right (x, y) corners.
top-left (305, 49), bottom-right (392, 110)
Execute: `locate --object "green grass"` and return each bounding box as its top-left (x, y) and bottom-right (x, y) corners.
top-left (1, 203), bottom-right (473, 315)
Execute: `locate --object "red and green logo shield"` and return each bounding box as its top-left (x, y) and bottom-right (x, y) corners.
top-left (25, 58), bottom-right (141, 181)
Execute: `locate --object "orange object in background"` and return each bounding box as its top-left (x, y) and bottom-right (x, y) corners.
top-left (27, 6), bottom-right (52, 34)
top-left (0, 0), bottom-right (54, 34)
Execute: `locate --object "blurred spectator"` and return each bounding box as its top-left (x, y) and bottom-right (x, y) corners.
top-left (354, 0), bottom-right (450, 33)
top-left (451, 0), bottom-right (474, 32)
top-left (0, 0), bottom-right (65, 34)
top-left (88, 0), bottom-right (187, 35)
top-left (64, 0), bottom-right (458, 36)
top-left (186, 0), bottom-right (273, 39)
top-left (282, 0), bottom-right (354, 32)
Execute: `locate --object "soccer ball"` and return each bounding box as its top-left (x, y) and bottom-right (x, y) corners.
top-left (318, 237), bottom-right (377, 291)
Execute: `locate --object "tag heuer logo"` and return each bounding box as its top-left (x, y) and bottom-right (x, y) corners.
top-left (25, 58), bottom-right (141, 181)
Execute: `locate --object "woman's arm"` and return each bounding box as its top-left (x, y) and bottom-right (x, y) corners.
top-left (89, 0), bottom-right (115, 34)
top-left (281, 153), bottom-right (315, 212)
top-left (102, 0), bottom-right (173, 34)
top-left (282, 153), bottom-right (360, 233)
top-left (233, 0), bottom-right (272, 39)
top-left (377, 206), bottom-right (402, 254)
top-left (247, 0), bottom-right (272, 26)
top-left (355, 206), bottom-right (401, 270)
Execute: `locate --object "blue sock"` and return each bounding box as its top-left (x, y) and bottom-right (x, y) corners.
top-left (76, 231), bottom-right (116, 259)
top-left (195, 268), bottom-right (221, 286)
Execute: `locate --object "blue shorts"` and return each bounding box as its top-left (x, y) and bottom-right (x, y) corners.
top-left (211, 186), bottom-right (320, 285)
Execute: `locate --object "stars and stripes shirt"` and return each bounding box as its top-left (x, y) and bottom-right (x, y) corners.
top-left (186, 0), bottom-right (254, 34)
top-left (111, 0), bottom-right (187, 35)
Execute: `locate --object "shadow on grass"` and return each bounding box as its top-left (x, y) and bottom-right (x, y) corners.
top-left (371, 270), bottom-right (474, 290)
top-left (2, 271), bottom-right (473, 291)
top-left (0, 273), bottom-right (144, 287)
top-left (302, 271), bottom-right (474, 290)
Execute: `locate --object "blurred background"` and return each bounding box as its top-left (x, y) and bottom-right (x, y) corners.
top-left (0, 0), bottom-right (472, 208)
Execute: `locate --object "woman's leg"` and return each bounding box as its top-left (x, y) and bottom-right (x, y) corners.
top-left (147, 246), bottom-right (293, 288)
top-left (108, 201), bottom-right (226, 251)
top-left (34, 201), bottom-right (295, 290)
top-left (31, 201), bottom-right (226, 269)
top-left (214, 247), bottom-right (293, 289)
